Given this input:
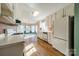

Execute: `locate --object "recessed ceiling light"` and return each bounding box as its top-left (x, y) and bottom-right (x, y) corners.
top-left (33, 11), bottom-right (39, 17)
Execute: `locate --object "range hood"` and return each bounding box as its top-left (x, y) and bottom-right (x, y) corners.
top-left (0, 16), bottom-right (16, 25)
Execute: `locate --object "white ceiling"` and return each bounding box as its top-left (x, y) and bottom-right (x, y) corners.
top-left (14, 3), bottom-right (70, 24)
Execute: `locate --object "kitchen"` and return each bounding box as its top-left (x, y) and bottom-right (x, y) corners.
top-left (0, 3), bottom-right (74, 56)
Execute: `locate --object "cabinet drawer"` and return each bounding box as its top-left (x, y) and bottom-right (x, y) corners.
top-left (52, 37), bottom-right (68, 55)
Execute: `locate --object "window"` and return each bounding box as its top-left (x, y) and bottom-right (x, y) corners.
top-left (40, 20), bottom-right (48, 32)
top-left (26, 26), bottom-right (30, 33)
top-left (25, 25), bottom-right (36, 34)
top-left (31, 25), bottom-right (36, 33)
top-left (17, 25), bottom-right (24, 33)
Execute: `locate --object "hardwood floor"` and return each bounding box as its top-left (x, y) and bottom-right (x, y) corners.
top-left (23, 36), bottom-right (64, 56)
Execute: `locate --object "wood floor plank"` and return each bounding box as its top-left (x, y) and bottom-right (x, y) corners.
top-left (23, 36), bottom-right (64, 56)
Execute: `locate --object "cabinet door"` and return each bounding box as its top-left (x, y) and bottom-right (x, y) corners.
top-left (54, 9), bottom-right (64, 39)
top-left (48, 32), bottom-right (53, 44)
top-left (1, 3), bottom-right (13, 17)
top-left (65, 4), bottom-right (74, 16)
top-left (53, 37), bottom-right (68, 55)
top-left (7, 4), bottom-right (13, 12)
top-left (54, 7), bottom-right (69, 40)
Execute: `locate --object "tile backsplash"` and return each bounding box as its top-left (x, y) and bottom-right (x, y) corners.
top-left (0, 23), bottom-right (17, 34)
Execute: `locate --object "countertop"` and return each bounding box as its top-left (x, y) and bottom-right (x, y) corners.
top-left (0, 34), bottom-right (24, 47)
top-left (0, 34), bottom-right (36, 47)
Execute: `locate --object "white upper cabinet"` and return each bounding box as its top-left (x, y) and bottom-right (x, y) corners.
top-left (65, 4), bottom-right (74, 16)
top-left (0, 3), bottom-right (15, 24)
top-left (54, 8), bottom-right (67, 39)
top-left (1, 3), bottom-right (13, 17)
top-left (54, 4), bottom-right (74, 40)
top-left (6, 4), bottom-right (14, 12)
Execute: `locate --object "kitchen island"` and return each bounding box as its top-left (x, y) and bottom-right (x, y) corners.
top-left (0, 34), bottom-right (36, 56)
top-left (0, 34), bottom-right (25, 56)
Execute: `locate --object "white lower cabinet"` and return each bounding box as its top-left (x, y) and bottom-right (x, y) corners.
top-left (48, 33), bottom-right (53, 44)
top-left (38, 32), bottom-right (48, 42)
top-left (52, 38), bottom-right (68, 55)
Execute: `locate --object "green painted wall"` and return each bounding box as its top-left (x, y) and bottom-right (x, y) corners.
top-left (74, 3), bottom-right (79, 56)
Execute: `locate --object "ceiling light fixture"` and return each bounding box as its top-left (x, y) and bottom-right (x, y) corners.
top-left (33, 11), bottom-right (39, 17)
